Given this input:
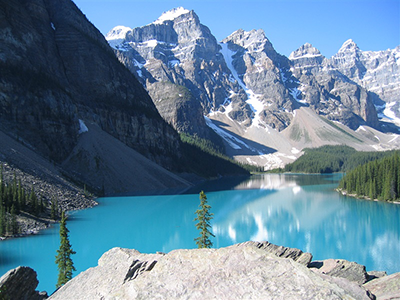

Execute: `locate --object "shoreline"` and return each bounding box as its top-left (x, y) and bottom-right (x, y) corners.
top-left (336, 188), bottom-right (400, 204)
top-left (0, 161), bottom-right (98, 240)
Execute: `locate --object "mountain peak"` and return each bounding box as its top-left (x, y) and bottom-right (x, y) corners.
top-left (224, 28), bottom-right (273, 53)
top-left (289, 43), bottom-right (323, 60)
top-left (105, 25), bottom-right (131, 41)
top-left (153, 7), bottom-right (191, 24)
top-left (338, 39), bottom-right (360, 53)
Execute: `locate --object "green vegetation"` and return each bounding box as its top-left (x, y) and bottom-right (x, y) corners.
top-left (0, 166), bottom-right (50, 237)
top-left (338, 151), bottom-right (400, 201)
top-left (55, 211), bottom-right (76, 289)
top-left (179, 133), bottom-right (253, 177)
top-left (284, 145), bottom-right (398, 174)
top-left (180, 132), bottom-right (225, 157)
top-left (194, 191), bottom-right (215, 248)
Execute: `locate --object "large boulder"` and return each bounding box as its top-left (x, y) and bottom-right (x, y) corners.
top-left (0, 266), bottom-right (47, 300)
top-left (49, 243), bottom-right (373, 300)
top-left (363, 272), bottom-right (400, 300)
top-left (309, 258), bottom-right (369, 285)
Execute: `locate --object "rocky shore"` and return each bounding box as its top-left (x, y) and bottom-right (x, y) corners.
top-left (0, 160), bottom-right (97, 238)
top-left (2, 241), bottom-right (398, 299)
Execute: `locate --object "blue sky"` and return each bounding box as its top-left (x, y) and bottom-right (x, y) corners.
top-left (73, 0), bottom-right (399, 58)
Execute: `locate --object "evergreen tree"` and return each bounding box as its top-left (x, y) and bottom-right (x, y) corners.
top-left (55, 211), bottom-right (76, 289)
top-left (10, 205), bottom-right (18, 235)
top-left (339, 151), bottom-right (400, 201)
top-left (51, 198), bottom-right (59, 220)
top-left (30, 187), bottom-right (38, 216)
top-left (0, 204), bottom-right (5, 237)
top-left (0, 165), bottom-right (4, 200)
top-left (194, 191), bottom-right (215, 248)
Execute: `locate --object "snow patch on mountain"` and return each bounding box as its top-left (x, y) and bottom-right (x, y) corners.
top-left (220, 43), bottom-right (264, 127)
top-left (383, 102), bottom-right (400, 126)
top-left (105, 26), bottom-right (132, 49)
top-left (205, 117), bottom-right (265, 155)
top-left (338, 39), bottom-right (359, 53)
top-left (153, 7), bottom-right (190, 24)
top-left (78, 119), bottom-right (88, 134)
top-left (289, 87), bottom-right (306, 104)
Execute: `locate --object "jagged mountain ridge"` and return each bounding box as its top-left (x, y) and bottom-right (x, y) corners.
top-left (107, 7), bottom-right (400, 169)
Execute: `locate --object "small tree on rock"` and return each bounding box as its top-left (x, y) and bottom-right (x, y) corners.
top-left (194, 191), bottom-right (215, 248)
top-left (55, 211), bottom-right (76, 289)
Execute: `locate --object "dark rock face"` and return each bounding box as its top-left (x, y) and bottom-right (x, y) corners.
top-left (147, 82), bottom-right (210, 137)
top-left (0, 0), bottom-right (181, 170)
top-left (0, 266), bottom-right (47, 300)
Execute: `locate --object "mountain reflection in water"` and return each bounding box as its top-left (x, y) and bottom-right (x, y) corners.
top-left (0, 173), bottom-right (398, 294)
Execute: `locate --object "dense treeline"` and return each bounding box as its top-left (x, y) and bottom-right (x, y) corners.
top-left (338, 151), bottom-right (400, 201)
top-left (0, 166), bottom-right (59, 237)
top-left (179, 133), bottom-right (260, 176)
top-left (284, 145), bottom-right (398, 174)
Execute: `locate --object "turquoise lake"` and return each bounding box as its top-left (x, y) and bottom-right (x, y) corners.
top-left (0, 173), bottom-right (399, 295)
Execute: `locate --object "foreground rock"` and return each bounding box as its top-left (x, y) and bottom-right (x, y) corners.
top-left (49, 242), bottom-right (373, 300)
top-left (309, 259), bottom-right (369, 285)
top-left (363, 272), bottom-right (400, 300)
top-left (0, 266), bottom-right (47, 300)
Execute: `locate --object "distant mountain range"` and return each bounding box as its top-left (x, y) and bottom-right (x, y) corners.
top-left (106, 7), bottom-right (400, 169)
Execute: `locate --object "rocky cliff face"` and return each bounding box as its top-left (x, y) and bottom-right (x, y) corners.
top-left (330, 40), bottom-right (400, 105)
top-left (107, 9), bottom-right (392, 133)
top-left (289, 42), bottom-right (380, 130)
top-left (221, 29), bottom-right (299, 130)
top-left (328, 40), bottom-right (400, 125)
top-left (106, 8), bottom-right (246, 138)
top-left (47, 241), bottom-right (398, 300)
top-left (0, 0), bottom-right (181, 171)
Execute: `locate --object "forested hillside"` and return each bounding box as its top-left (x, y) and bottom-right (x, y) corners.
top-left (0, 166), bottom-right (59, 237)
top-left (283, 145), bottom-right (397, 173)
top-left (338, 152), bottom-right (400, 201)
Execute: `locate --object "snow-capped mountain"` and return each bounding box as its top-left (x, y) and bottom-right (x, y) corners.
top-left (328, 40), bottom-right (400, 125)
top-left (106, 7), bottom-right (400, 169)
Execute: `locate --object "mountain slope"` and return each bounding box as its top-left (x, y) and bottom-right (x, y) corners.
top-left (0, 0), bottom-right (248, 198)
top-left (0, 0), bottom-right (180, 168)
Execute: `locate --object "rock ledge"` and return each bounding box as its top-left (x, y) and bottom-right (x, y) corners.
top-left (48, 242), bottom-right (382, 300)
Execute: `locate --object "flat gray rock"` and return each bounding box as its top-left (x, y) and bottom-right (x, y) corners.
top-left (49, 244), bottom-right (373, 300)
top-left (363, 272), bottom-right (400, 300)
top-left (309, 258), bottom-right (369, 285)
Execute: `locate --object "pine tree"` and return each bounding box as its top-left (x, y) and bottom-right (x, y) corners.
top-left (0, 204), bottom-right (5, 237)
top-left (51, 198), bottom-right (59, 220)
top-left (194, 191), bottom-right (215, 248)
top-left (10, 205), bottom-right (18, 235)
top-left (55, 211), bottom-right (76, 289)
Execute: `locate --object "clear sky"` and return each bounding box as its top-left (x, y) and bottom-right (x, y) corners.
top-left (72, 0), bottom-right (399, 58)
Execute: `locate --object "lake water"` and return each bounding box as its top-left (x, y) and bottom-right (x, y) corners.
top-left (0, 173), bottom-right (399, 295)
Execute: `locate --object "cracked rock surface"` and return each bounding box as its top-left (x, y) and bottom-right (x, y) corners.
top-left (49, 242), bottom-right (375, 300)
